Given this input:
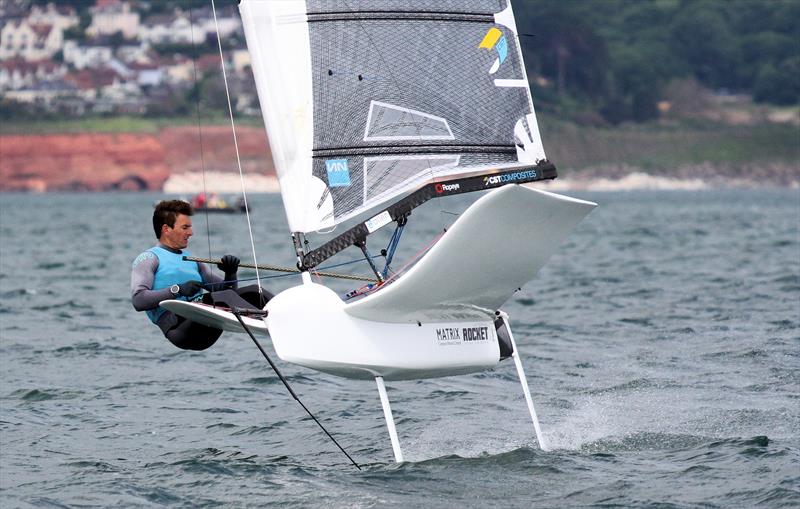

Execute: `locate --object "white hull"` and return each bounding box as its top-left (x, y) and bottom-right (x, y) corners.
top-left (266, 281), bottom-right (501, 381)
top-left (164, 185), bottom-right (595, 382)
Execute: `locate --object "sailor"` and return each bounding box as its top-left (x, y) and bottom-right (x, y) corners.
top-left (131, 199), bottom-right (269, 350)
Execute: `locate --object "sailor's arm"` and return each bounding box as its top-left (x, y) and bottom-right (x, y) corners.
top-left (199, 254), bottom-right (239, 291)
top-left (131, 251), bottom-right (171, 311)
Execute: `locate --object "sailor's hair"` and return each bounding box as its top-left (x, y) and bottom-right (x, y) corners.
top-left (153, 199), bottom-right (193, 238)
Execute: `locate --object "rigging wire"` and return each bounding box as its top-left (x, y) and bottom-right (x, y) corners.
top-left (346, 229), bottom-right (446, 300)
top-left (231, 310), bottom-right (361, 470)
top-left (185, 255), bottom-right (378, 283)
top-left (211, 0), bottom-right (263, 295)
top-left (188, 0), bottom-right (212, 260)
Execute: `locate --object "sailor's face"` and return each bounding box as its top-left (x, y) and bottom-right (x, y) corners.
top-left (162, 214), bottom-right (193, 249)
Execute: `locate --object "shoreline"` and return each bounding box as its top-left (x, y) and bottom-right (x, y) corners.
top-left (2, 121), bottom-right (796, 192)
top-left (3, 170), bottom-right (793, 194)
top-left (537, 171), bottom-right (799, 191)
top-left (162, 168), bottom-right (799, 194)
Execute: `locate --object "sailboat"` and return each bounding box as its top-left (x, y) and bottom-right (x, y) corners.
top-left (163, 0), bottom-right (596, 463)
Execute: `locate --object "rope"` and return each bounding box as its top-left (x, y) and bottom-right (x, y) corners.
top-left (188, 2), bottom-right (212, 260)
top-left (214, 255), bottom-right (384, 283)
top-left (231, 309), bottom-right (361, 470)
top-left (211, 0), bottom-right (263, 294)
top-left (184, 256), bottom-right (378, 283)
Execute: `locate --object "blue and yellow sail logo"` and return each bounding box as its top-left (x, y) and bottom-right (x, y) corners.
top-left (479, 27), bottom-right (508, 74)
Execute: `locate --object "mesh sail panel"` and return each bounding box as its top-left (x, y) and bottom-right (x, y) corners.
top-left (304, 0), bottom-right (545, 228)
top-left (241, 0), bottom-right (546, 232)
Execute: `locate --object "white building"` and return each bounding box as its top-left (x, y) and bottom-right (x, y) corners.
top-left (27, 3), bottom-right (79, 32)
top-left (86, 0), bottom-right (140, 39)
top-left (63, 39), bottom-right (113, 70)
top-left (189, 5), bottom-right (241, 40)
top-left (158, 55), bottom-right (193, 84)
top-left (141, 10), bottom-right (195, 45)
top-left (231, 48), bottom-right (251, 73)
top-left (201, 14), bottom-right (240, 40)
top-left (122, 61), bottom-right (164, 87)
top-left (0, 20), bottom-right (64, 61)
top-left (115, 41), bottom-right (151, 64)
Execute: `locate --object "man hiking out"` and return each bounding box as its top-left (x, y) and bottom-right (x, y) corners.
top-left (131, 199), bottom-right (269, 350)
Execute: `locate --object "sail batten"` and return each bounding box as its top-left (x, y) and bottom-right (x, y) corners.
top-left (314, 144), bottom-right (518, 157)
top-left (306, 12), bottom-right (495, 23)
top-left (240, 0), bottom-right (550, 234)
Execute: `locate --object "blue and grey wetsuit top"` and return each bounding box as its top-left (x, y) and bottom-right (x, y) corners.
top-left (131, 245), bottom-right (221, 324)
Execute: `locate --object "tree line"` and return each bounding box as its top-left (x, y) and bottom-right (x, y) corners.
top-left (515, 0), bottom-right (800, 123)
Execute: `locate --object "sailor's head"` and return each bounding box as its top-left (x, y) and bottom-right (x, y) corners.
top-left (153, 200), bottom-right (194, 250)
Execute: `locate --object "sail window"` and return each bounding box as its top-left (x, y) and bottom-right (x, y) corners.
top-left (363, 101), bottom-right (454, 142)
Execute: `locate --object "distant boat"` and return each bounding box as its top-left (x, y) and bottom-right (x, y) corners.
top-left (194, 202), bottom-right (248, 214)
top-left (190, 193), bottom-right (248, 214)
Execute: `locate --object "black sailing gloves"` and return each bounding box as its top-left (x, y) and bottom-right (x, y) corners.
top-left (179, 280), bottom-right (204, 297)
top-left (217, 254), bottom-right (240, 289)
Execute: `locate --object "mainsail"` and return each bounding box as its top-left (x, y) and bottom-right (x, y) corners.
top-left (240, 0), bottom-right (553, 245)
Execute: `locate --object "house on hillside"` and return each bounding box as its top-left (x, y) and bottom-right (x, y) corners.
top-left (63, 38), bottom-right (114, 69)
top-left (194, 53), bottom-right (221, 75)
top-left (0, 19), bottom-right (64, 60)
top-left (126, 61), bottom-right (165, 88)
top-left (156, 55), bottom-right (194, 84)
top-left (194, 5), bottom-right (241, 40)
top-left (63, 66), bottom-right (145, 114)
top-left (4, 79), bottom-right (78, 108)
top-left (86, 0), bottom-right (139, 39)
top-left (231, 48), bottom-right (251, 73)
top-left (140, 10), bottom-right (194, 45)
top-left (27, 3), bottom-right (79, 32)
top-left (64, 67), bottom-right (136, 102)
top-left (0, 58), bottom-right (66, 91)
top-left (115, 40), bottom-right (151, 65)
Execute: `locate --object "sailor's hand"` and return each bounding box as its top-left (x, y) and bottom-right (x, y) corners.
top-left (218, 254), bottom-right (240, 274)
top-left (178, 280), bottom-right (204, 297)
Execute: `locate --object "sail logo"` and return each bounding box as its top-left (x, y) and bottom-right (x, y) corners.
top-left (483, 170), bottom-right (537, 186)
top-left (325, 159), bottom-right (352, 187)
top-left (478, 27), bottom-right (508, 74)
top-left (435, 182), bottom-right (460, 194)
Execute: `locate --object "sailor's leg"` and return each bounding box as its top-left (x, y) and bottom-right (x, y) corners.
top-left (375, 376), bottom-right (404, 463)
top-left (236, 284), bottom-right (273, 308)
top-left (161, 313), bottom-right (223, 351)
top-left (503, 315), bottom-right (548, 451)
top-left (205, 286), bottom-right (272, 312)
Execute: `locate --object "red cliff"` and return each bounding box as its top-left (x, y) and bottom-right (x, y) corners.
top-left (0, 126), bottom-right (274, 191)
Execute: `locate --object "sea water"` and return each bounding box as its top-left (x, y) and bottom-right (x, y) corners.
top-left (0, 189), bottom-right (798, 508)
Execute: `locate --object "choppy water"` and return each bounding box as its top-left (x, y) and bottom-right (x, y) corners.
top-left (1, 189), bottom-right (798, 508)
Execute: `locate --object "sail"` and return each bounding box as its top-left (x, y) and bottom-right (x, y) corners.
top-left (239, 0), bottom-right (547, 234)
